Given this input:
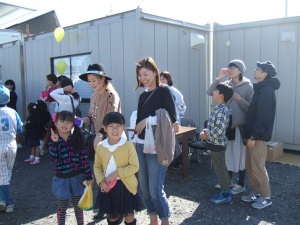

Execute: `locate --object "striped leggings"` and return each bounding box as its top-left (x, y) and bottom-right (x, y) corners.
top-left (57, 195), bottom-right (83, 225)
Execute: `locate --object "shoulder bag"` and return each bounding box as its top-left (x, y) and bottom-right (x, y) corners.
top-left (82, 116), bottom-right (96, 161)
top-left (69, 95), bottom-right (82, 117)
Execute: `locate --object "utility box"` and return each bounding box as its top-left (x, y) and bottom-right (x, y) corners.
top-left (266, 141), bottom-right (284, 161)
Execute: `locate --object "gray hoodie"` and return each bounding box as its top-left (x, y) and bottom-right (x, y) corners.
top-left (207, 77), bottom-right (254, 128)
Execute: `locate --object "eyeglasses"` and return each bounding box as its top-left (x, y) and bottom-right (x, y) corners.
top-left (228, 66), bottom-right (238, 70)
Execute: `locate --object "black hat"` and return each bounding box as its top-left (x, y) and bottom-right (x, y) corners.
top-left (79, 63), bottom-right (112, 81)
top-left (257, 61), bottom-right (277, 77)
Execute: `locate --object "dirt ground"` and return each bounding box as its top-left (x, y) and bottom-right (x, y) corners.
top-left (0, 146), bottom-right (299, 225)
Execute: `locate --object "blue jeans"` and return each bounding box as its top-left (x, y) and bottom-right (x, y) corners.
top-left (136, 143), bottom-right (170, 220)
top-left (0, 185), bottom-right (12, 205)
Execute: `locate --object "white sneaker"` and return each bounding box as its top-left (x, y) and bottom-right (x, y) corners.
top-left (24, 157), bottom-right (34, 162)
top-left (30, 160), bottom-right (40, 165)
top-left (231, 184), bottom-right (246, 195)
top-left (5, 204), bottom-right (13, 213)
top-left (17, 143), bottom-right (23, 149)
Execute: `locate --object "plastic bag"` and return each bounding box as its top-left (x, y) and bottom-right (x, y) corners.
top-left (40, 90), bottom-right (49, 101)
top-left (143, 118), bottom-right (156, 154)
top-left (78, 181), bottom-right (93, 210)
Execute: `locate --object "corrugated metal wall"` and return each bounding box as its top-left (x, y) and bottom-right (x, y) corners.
top-left (21, 9), bottom-right (210, 128)
top-left (214, 17), bottom-right (300, 150)
top-left (1, 9), bottom-right (299, 150)
top-left (0, 41), bottom-right (26, 118)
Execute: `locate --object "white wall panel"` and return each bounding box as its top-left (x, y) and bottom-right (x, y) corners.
top-left (244, 27), bottom-right (261, 75)
top-left (215, 20), bottom-right (300, 150)
top-left (123, 19), bottom-right (139, 124)
top-left (88, 27), bottom-right (99, 60)
top-left (98, 24), bottom-right (111, 73)
top-left (140, 20), bottom-right (155, 58)
top-left (78, 29), bottom-right (89, 53)
top-left (276, 23), bottom-right (297, 144)
top-left (110, 21), bottom-right (124, 113)
top-left (154, 22), bottom-right (168, 69)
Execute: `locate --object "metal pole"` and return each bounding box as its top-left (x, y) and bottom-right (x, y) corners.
top-left (285, 0), bottom-right (288, 17)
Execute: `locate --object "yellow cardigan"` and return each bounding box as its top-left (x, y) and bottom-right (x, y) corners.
top-left (94, 140), bottom-right (139, 195)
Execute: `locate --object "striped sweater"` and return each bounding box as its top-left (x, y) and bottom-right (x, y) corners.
top-left (49, 136), bottom-right (93, 180)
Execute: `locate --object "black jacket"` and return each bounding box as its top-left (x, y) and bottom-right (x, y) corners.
top-left (245, 77), bottom-right (280, 141)
top-left (136, 85), bottom-right (176, 139)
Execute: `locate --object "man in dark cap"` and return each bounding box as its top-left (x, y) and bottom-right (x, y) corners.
top-left (241, 61), bottom-right (280, 210)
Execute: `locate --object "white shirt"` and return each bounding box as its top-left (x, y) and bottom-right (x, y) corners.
top-left (167, 86), bottom-right (186, 124)
top-left (50, 88), bottom-right (81, 113)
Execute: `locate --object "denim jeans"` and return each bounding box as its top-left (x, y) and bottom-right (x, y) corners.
top-left (0, 185), bottom-right (12, 205)
top-left (136, 143), bottom-right (170, 220)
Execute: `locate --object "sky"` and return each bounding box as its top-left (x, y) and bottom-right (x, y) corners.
top-left (4, 0), bottom-right (300, 27)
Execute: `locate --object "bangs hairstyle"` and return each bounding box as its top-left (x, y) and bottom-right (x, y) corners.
top-left (228, 63), bottom-right (243, 81)
top-left (4, 80), bottom-right (16, 90)
top-left (135, 57), bottom-right (161, 90)
top-left (55, 111), bottom-right (75, 123)
top-left (103, 112), bottom-right (126, 126)
top-left (160, 71), bottom-right (173, 86)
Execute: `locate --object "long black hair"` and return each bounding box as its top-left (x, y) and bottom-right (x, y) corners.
top-left (4, 80), bottom-right (16, 90)
top-left (44, 111), bottom-right (84, 153)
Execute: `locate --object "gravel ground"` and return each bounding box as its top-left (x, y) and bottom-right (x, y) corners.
top-left (0, 147), bottom-right (299, 225)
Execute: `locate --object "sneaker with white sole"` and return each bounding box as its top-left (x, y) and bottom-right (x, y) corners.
top-left (5, 204), bottom-right (14, 213)
top-left (231, 184), bottom-right (246, 195)
top-left (24, 157), bottom-right (34, 162)
top-left (0, 201), bottom-right (6, 211)
top-left (30, 160), bottom-right (40, 165)
top-left (241, 193), bottom-right (260, 202)
top-left (251, 197), bottom-right (272, 210)
top-left (215, 181), bottom-right (233, 189)
top-left (210, 191), bottom-right (232, 204)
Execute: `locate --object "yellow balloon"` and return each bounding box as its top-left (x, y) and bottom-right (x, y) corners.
top-left (54, 27), bottom-right (65, 43)
top-left (56, 60), bottom-right (67, 75)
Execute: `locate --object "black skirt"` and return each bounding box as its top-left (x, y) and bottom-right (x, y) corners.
top-left (94, 180), bottom-right (144, 218)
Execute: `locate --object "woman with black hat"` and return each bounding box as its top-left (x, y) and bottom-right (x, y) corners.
top-left (79, 63), bottom-right (121, 220)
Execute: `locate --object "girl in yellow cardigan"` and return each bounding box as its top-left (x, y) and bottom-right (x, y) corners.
top-left (94, 112), bottom-right (143, 225)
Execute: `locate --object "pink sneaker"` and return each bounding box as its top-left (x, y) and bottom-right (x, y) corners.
top-left (30, 160), bottom-right (40, 165)
top-left (24, 158), bottom-right (34, 162)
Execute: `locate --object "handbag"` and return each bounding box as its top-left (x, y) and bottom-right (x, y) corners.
top-left (226, 115), bottom-right (235, 141)
top-left (69, 95), bottom-right (82, 117)
top-left (142, 87), bottom-right (158, 154)
top-left (143, 118), bottom-right (157, 154)
top-left (78, 181), bottom-right (93, 210)
top-left (82, 116), bottom-right (96, 161)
